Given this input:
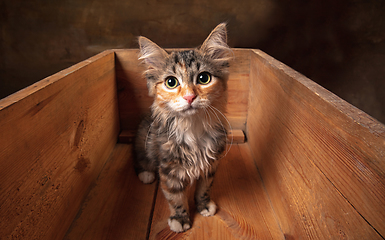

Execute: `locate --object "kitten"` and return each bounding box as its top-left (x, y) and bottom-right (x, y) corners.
top-left (134, 23), bottom-right (232, 233)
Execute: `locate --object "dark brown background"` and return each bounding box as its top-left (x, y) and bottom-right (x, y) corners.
top-left (1, 0), bottom-right (384, 123)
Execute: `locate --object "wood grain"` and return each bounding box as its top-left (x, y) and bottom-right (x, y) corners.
top-left (114, 49), bottom-right (250, 133)
top-left (0, 50), bottom-right (119, 240)
top-left (65, 144), bottom-right (157, 240)
top-left (2, 48), bottom-right (385, 240)
top-left (247, 49), bottom-right (385, 239)
top-left (118, 129), bottom-right (245, 144)
top-left (227, 130), bottom-right (245, 144)
top-left (148, 144), bottom-right (283, 240)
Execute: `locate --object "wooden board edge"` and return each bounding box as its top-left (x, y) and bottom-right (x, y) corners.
top-left (247, 49), bottom-right (385, 238)
top-left (0, 50), bottom-right (116, 111)
top-left (250, 49), bottom-right (385, 136)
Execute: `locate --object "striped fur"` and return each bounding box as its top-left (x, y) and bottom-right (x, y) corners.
top-left (134, 23), bottom-right (231, 233)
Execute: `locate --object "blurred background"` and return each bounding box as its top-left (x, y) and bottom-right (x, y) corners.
top-left (1, 0), bottom-right (384, 123)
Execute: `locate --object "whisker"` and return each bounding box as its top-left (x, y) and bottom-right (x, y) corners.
top-left (208, 105), bottom-right (233, 158)
top-left (207, 106), bottom-right (229, 158)
top-left (208, 105), bottom-right (226, 134)
top-left (203, 107), bottom-right (213, 127)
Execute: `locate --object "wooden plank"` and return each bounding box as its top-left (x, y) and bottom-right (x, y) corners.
top-left (114, 49), bottom-right (152, 133)
top-left (227, 130), bottom-right (245, 144)
top-left (65, 144), bottom-right (157, 240)
top-left (118, 130), bottom-right (136, 144)
top-left (148, 144), bottom-right (283, 240)
top-left (225, 49), bottom-right (251, 131)
top-left (0, 50), bottom-right (119, 240)
top-left (118, 129), bottom-right (245, 144)
top-left (114, 49), bottom-right (250, 133)
top-left (247, 50), bottom-right (385, 239)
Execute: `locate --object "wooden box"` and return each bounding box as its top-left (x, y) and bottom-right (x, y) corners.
top-left (1, 49), bottom-right (384, 240)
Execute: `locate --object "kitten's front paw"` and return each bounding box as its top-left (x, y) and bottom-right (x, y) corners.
top-left (138, 171), bottom-right (155, 184)
top-left (168, 216), bottom-right (191, 232)
top-left (199, 200), bottom-right (217, 217)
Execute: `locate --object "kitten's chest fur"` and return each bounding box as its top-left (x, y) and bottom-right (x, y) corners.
top-left (149, 114), bottom-right (227, 179)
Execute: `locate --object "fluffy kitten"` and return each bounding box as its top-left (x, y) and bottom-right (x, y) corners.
top-left (134, 23), bottom-right (232, 233)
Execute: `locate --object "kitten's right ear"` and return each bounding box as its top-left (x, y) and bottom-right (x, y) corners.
top-left (138, 36), bottom-right (168, 69)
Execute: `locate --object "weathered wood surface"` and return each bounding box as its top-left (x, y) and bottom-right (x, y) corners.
top-left (63, 143), bottom-right (282, 240)
top-left (65, 144), bottom-right (157, 240)
top-left (115, 49), bottom-right (250, 133)
top-left (0, 50), bottom-right (119, 240)
top-left (2, 48), bottom-right (385, 240)
top-left (149, 144), bottom-right (283, 240)
top-left (247, 49), bottom-right (385, 239)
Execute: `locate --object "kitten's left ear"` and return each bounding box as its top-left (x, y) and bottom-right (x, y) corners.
top-left (200, 23), bottom-right (232, 61)
top-left (138, 36), bottom-right (168, 69)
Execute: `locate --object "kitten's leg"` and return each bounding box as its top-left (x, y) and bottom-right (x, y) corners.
top-left (159, 169), bottom-right (191, 232)
top-left (134, 114), bottom-right (157, 184)
top-left (138, 171), bottom-right (155, 184)
top-left (134, 159), bottom-right (156, 184)
top-left (195, 163), bottom-right (218, 217)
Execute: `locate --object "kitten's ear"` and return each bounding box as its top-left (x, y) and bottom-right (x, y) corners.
top-left (200, 23), bottom-right (231, 61)
top-left (138, 36), bottom-right (168, 69)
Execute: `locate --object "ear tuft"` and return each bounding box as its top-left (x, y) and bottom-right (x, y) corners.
top-left (138, 36), bottom-right (168, 69)
top-left (200, 23), bottom-right (232, 61)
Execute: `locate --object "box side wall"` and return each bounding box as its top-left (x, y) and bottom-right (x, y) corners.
top-left (114, 49), bottom-right (250, 134)
top-left (247, 50), bottom-right (385, 239)
top-left (0, 51), bottom-right (120, 239)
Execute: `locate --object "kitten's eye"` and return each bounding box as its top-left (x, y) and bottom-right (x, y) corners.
top-left (197, 72), bottom-right (211, 85)
top-left (165, 77), bottom-right (179, 89)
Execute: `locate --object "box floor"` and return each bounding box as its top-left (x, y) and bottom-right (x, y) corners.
top-left (64, 143), bottom-right (283, 240)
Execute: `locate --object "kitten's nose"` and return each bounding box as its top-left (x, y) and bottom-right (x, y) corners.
top-left (183, 94), bottom-right (196, 104)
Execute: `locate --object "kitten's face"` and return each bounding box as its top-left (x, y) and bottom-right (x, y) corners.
top-left (154, 50), bottom-right (226, 116)
top-left (138, 23), bottom-right (231, 117)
